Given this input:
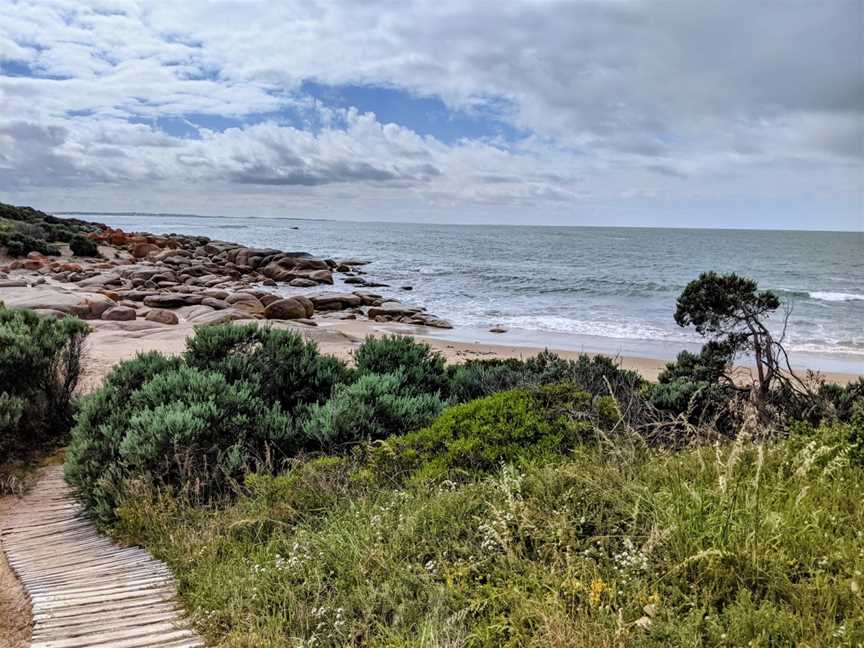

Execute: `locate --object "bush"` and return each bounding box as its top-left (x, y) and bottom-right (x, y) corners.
top-left (67, 324), bottom-right (355, 521)
top-left (0, 231), bottom-right (60, 257)
top-left (69, 235), bottom-right (100, 257)
top-left (0, 307), bottom-right (88, 461)
top-left (354, 335), bottom-right (449, 396)
top-left (66, 358), bottom-right (294, 522)
top-left (300, 371), bottom-right (443, 448)
top-left (448, 351), bottom-right (644, 408)
top-left (184, 323), bottom-right (352, 413)
top-left (447, 358), bottom-right (527, 402)
top-left (66, 351), bottom-right (184, 519)
top-left (365, 384), bottom-right (600, 482)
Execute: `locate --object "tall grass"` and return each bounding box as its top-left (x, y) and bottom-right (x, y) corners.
top-left (113, 422), bottom-right (863, 647)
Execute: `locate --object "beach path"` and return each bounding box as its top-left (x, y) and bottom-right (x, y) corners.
top-left (0, 464), bottom-right (203, 648)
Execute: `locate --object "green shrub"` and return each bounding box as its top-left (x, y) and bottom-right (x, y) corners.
top-left (43, 222), bottom-right (77, 242)
top-left (0, 307), bottom-right (88, 461)
top-left (354, 335), bottom-right (449, 396)
top-left (447, 358), bottom-right (526, 402)
top-left (448, 351), bottom-right (645, 405)
top-left (66, 351), bottom-right (185, 519)
top-left (66, 360), bottom-right (293, 522)
top-left (300, 371), bottom-right (443, 448)
top-left (366, 384), bottom-right (598, 482)
top-left (649, 343), bottom-right (738, 430)
top-left (69, 235), bottom-right (99, 257)
top-left (0, 231), bottom-right (60, 257)
top-left (184, 323), bottom-right (352, 413)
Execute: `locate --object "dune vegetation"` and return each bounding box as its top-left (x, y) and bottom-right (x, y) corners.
top-left (2, 272), bottom-right (863, 646)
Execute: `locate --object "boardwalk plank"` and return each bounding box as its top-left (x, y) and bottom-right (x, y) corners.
top-left (1, 465), bottom-right (203, 647)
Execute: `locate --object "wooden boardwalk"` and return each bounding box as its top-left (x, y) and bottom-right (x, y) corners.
top-left (0, 465), bottom-right (203, 648)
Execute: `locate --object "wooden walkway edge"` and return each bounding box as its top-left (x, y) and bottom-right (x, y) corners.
top-left (0, 465), bottom-right (203, 648)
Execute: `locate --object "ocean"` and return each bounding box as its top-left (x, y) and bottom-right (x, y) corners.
top-left (70, 214), bottom-right (864, 374)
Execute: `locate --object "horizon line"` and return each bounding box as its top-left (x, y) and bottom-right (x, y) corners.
top-left (53, 210), bottom-right (863, 235)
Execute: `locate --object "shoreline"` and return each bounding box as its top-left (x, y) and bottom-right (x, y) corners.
top-left (1, 209), bottom-right (860, 388)
top-left (79, 318), bottom-right (861, 394)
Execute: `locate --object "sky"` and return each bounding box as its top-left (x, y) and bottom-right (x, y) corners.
top-left (0, 0), bottom-right (862, 230)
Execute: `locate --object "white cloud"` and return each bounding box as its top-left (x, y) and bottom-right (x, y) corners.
top-left (0, 0), bottom-right (861, 227)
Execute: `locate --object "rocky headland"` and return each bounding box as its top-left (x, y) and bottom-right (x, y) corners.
top-left (0, 204), bottom-right (453, 330)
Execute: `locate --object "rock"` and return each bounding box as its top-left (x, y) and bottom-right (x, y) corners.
top-left (143, 293), bottom-right (203, 308)
top-left (343, 276), bottom-right (366, 285)
top-left (32, 308), bottom-right (69, 318)
top-left (116, 290), bottom-right (156, 302)
top-left (76, 272), bottom-right (122, 288)
top-left (295, 318), bottom-right (317, 326)
top-left (308, 269), bottom-right (334, 285)
top-left (0, 279), bottom-right (31, 288)
top-left (145, 308), bottom-right (179, 325)
top-left (489, 327), bottom-right (508, 334)
top-left (202, 289), bottom-right (230, 300)
top-left (367, 301), bottom-right (423, 319)
top-left (309, 293), bottom-right (364, 310)
top-left (401, 286), bottom-right (413, 291)
top-left (85, 297), bottom-right (116, 319)
top-left (184, 306), bottom-right (255, 325)
top-left (224, 293), bottom-right (265, 314)
top-left (262, 278), bottom-right (277, 287)
top-left (335, 258), bottom-right (370, 266)
top-left (264, 297), bottom-right (311, 320)
top-left (289, 278), bottom-right (318, 288)
top-left (132, 242), bottom-right (160, 258)
top-left (423, 318), bottom-right (453, 329)
top-left (101, 306), bottom-right (137, 321)
top-left (201, 297), bottom-right (229, 310)
top-left (256, 293), bottom-right (281, 307)
top-left (294, 295), bottom-right (314, 318)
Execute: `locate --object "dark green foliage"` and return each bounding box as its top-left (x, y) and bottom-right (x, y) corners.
top-left (649, 341), bottom-right (737, 429)
top-left (365, 384), bottom-right (601, 482)
top-left (43, 222), bottom-right (77, 242)
top-left (0, 202), bottom-right (101, 257)
top-left (674, 272), bottom-right (784, 400)
top-left (447, 358), bottom-right (526, 402)
top-left (300, 372), bottom-right (443, 448)
top-left (184, 323), bottom-right (352, 412)
top-left (354, 335), bottom-right (449, 395)
top-left (819, 377), bottom-right (864, 422)
top-left (657, 341), bottom-right (734, 385)
top-left (674, 272), bottom-right (780, 336)
top-left (65, 356), bottom-right (293, 522)
top-left (448, 351), bottom-right (644, 404)
top-left (0, 307), bottom-right (88, 460)
top-left (0, 231), bottom-right (61, 257)
top-left (68, 324), bottom-right (354, 521)
top-left (69, 235), bottom-right (100, 257)
top-left (65, 352), bottom-right (184, 519)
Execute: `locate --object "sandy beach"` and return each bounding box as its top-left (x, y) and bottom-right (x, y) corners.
top-left (80, 317), bottom-right (861, 394)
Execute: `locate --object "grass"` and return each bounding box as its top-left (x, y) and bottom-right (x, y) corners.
top-left (112, 422), bottom-right (863, 647)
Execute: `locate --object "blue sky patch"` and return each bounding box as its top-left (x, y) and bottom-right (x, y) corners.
top-left (301, 80), bottom-right (525, 144)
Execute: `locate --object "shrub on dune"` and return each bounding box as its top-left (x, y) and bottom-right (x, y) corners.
top-left (66, 358), bottom-right (293, 522)
top-left (0, 306), bottom-right (88, 460)
top-left (300, 371), bottom-right (443, 448)
top-left (354, 334), bottom-right (449, 396)
top-left (364, 383), bottom-right (612, 483)
top-left (184, 323), bottom-right (352, 413)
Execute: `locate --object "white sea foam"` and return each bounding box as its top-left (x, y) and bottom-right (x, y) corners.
top-left (808, 291), bottom-right (864, 302)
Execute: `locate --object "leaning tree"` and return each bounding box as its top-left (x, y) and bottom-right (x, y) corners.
top-left (673, 272), bottom-right (803, 400)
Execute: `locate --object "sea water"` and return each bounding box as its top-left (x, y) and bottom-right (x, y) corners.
top-left (73, 213), bottom-right (864, 373)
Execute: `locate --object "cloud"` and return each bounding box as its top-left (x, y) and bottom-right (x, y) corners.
top-left (0, 0), bottom-right (860, 227)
